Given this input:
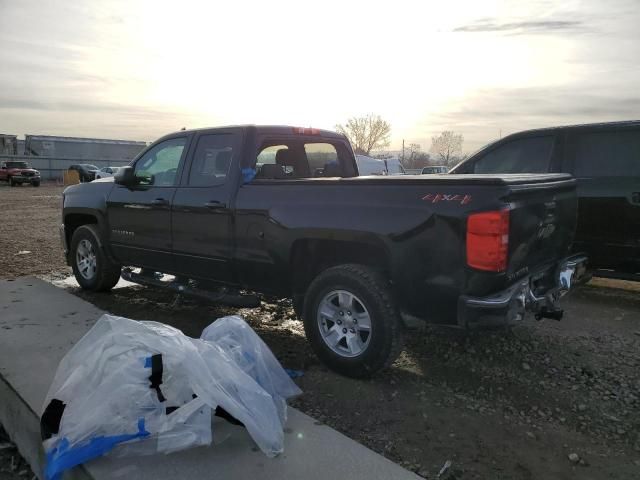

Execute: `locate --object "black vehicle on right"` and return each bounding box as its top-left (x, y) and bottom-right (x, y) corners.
top-left (450, 120), bottom-right (640, 280)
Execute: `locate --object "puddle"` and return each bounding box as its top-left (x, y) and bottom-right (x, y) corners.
top-left (50, 275), bottom-right (137, 290)
top-left (49, 270), bottom-right (178, 291)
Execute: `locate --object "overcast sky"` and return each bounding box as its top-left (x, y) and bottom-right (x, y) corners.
top-left (0, 0), bottom-right (638, 152)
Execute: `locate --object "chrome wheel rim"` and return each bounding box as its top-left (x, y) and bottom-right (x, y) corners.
top-left (317, 290), bottom-right (372, 357)
top-left (76, 239), bottom-right (97, 280)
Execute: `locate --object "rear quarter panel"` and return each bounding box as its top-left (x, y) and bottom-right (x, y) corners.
top-left (234, 178), bottom-right (512, 323)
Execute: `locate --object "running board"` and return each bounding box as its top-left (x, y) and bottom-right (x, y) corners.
top-left (121, 269), bottom-right (261, 308)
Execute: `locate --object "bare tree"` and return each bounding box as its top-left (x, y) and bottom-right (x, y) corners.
top-left (404, 143), bottom-right (431, 169)
top-left (430, 131), bottom-right (464, 165)
top-left (335, 114), bottom-right (391, 155)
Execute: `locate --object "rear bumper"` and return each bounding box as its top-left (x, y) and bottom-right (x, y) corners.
top-left (458, 254), bottom-right (590, 329)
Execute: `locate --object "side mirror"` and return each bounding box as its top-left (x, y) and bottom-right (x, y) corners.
top-left (114, 166), bottom-right (137, 186)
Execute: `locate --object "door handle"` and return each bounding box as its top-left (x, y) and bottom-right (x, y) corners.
top-left (204, 200), bottom-right (226, 209)
top-left (151, 198), bottom-right (169, 206)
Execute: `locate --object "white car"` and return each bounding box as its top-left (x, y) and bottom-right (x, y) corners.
top-left (94, 166), bottom-right (121, 179)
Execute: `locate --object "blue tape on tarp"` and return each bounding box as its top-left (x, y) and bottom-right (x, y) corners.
top-left (285, 368), bottom-right (304, 379)
top-left (44, 418), bottom-right (150, 480)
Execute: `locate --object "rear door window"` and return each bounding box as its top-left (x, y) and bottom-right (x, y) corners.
top-left (473, 136), bottom-right (554, 174)
top-left (572, 129), bottom-right (640, 177)
top-left (187, 134), bottom-right (239, 186)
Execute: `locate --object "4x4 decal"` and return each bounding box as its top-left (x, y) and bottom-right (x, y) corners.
top-left (422, 193), bottom-right (472, 205)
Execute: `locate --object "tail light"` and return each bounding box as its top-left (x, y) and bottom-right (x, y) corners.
top-left (466, 209), bottom-right (510, 272)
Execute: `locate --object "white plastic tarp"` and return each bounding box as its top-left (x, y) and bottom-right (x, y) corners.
top-left (41, 314), bottom-right (301, 480)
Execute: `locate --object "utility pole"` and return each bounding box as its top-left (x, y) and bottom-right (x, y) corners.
top-left (401, 139), bottom-right (405, 165)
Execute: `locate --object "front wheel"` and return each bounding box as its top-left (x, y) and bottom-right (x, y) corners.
top-left (8, 177), bottom-right (15, 187)
top-left (32, 181), bottom-right (40, 187)
top-left (303, 264), bottom-right (404, 378)
top-left (70, 225), bottom-right (121, 291)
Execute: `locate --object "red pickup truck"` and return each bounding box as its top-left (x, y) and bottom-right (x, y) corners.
top-left (0, 160), bottom-right (41, 186)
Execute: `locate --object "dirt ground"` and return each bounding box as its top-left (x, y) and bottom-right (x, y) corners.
top-left (1, 183), bottom-right (639, 480)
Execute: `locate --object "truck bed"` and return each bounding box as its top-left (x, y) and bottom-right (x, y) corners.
top-left (238, 173), bottom-right (578, 324)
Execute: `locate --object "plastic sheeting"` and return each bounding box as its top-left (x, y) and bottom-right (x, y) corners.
top-left (41, 314), bottom-right (302, 480)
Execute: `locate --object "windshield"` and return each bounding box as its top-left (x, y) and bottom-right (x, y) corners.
top-left (6, 161), bottom-right (28, 169)
top-left (82, 164), bottom-right (98, 170)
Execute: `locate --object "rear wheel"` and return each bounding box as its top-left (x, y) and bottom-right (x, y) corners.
top-left (70, 225), bottom-right (121, 291)
top-left (303, 264), bottom-right (404, 378)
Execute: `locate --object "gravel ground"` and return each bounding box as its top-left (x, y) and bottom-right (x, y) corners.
top-left (1, 183), bottom-right (639, 479)
top-left (0, 427), bottom-right (33, 480)
top-left (0, 183), bottom-right (69, 279)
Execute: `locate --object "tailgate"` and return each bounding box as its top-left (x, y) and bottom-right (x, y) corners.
top-left (505, 176), bottom-right (577, 279)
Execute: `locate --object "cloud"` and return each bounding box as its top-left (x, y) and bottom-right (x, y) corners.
top-left (454, 19), bottom-right (589, 35)
top-left (410, 86), bottom-right (640, 152)
top-left (453, 87), bottom-right (640, 120)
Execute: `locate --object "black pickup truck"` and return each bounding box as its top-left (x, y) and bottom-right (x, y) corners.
top-left (60, 125), bottom-right (588, 377)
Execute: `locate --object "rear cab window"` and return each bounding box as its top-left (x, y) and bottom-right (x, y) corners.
top-left (252, 135), bottom-right (356, 180)
top-left (472, 136), bottom-right (555, 174)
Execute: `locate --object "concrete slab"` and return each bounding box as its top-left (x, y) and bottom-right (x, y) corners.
top-left (0, 277), bottom-right (420, 480)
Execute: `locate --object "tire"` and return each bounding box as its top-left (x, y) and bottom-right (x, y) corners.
top-left (292, 294), bottom-right (304, 318)
top-left (8, 177), bottom-right (15, 187)
top-left (32, 181), bottom-right (40, 187)
top-left (303, 264), bottom-right (404, 378)
top-left (70, 225), bottom-right (121, 291)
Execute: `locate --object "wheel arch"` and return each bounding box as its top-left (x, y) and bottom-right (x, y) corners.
top-left (289, 238), bottom-right (391, 297)
top-left (63, 209), bottom-right (112, 261)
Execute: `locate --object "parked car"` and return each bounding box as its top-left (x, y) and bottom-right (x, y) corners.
top-left (421, 165), bottom-right (449, 174)
top-left (450, 120), bottom-right (640, 280)
top-left (0, 160), bottom-right (41, 186)
top-left (95, 166), bottom-right (121, 179)
top-left (356, 155), bottom-right (406, 175)
top-left (60, 125), bottom-right (588, 377)
top-left (68, 164), bottom-right (99, 182)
